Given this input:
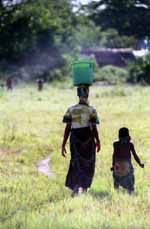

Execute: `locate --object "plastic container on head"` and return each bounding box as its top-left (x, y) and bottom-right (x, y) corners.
top-left (72, 61), bottom-right (93, 86)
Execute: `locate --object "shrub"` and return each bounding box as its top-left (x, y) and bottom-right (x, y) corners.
top-left (94, 65), bottom-right (128, 84)
top-left (99, 29), bottom-right (135, 48)
top-left (128, 54), bottom-right (150, 84)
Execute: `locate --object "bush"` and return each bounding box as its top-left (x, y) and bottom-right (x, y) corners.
top-left (99, 29), bottom-right (135, 48)
top-left (94, 65), bottom-right (128, 84)
top-left (128, 54), bottom-right (150, 84)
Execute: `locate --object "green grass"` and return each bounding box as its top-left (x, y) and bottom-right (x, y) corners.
top-left (0, 84), bottom-right (150, 228)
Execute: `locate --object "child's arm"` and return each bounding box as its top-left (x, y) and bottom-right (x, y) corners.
top-left (91, 125), bottom-right (101, 152)
top-left (131, 143), bottom-right (144, 168)
top-left (61, 123), bottom-right (71, 157)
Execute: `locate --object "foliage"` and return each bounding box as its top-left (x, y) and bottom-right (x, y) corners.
top-left (68, 21), bottom-right (101, 50)
top-left (67, 19), bottom-right (134, 51)
top-left (99, 29), bottom-right (135, 48)
top-left (128, 54), bottom-right (150, 84)
top-left (0, 0), bottom-right (77, 81)
top-left (94, 65), bottom-right (128, 84)
top-left (1, 0), bottom-right (150, 83)
top-left (87, 0), bottom-right (150, 38)
top-left (0, 0), bottom-right (75, 61)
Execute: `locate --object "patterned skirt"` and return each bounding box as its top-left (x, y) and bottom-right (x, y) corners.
top-left (113, 160), bottom-right (134, 191)
top-left (65, 127), bottom-right (96, 190)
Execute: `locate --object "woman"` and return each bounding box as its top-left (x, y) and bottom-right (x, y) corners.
top-left (61, 85), bottom-right (101, 195)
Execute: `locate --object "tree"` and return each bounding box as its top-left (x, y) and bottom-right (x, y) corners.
top-left (86, 0), bottom-right (150, 38)
top-left (0, 0), bottom-right (75, 61)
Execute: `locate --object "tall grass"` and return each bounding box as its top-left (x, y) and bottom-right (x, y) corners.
top-left (0, 84), bottom-right (149, 228)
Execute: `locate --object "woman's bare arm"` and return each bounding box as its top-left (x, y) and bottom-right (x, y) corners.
top-left (61, 123), bottom-right (71, 157)
top-left (91, 125), bottom-right (101, 152)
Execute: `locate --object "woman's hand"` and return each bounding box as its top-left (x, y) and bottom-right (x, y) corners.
top-left (61, 123), bottom-right (71, 158)
top-left (139, 163), bottom-right (144, 168)
top-left (61, 146), bottom-right (67, 157)
top-left (96, 141), bottom-right (101, 153)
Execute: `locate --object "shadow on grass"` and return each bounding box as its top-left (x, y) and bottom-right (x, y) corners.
top-left (89, 190), bottom-right (111, 200)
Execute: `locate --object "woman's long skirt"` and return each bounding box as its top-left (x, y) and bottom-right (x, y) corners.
top-left (65, 127), bottom-right (96, 190)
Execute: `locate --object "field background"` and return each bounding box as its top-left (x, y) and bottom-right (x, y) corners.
top-left (0, 84), bottom-right (150, 229)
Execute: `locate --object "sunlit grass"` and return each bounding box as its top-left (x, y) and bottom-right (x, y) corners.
top-left (0, 84), bottom-right (149, 228)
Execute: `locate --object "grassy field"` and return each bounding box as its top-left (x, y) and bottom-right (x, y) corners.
top-left (0, 83), bottom-right (150, 229)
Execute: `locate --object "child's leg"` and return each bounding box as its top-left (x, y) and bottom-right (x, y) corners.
top-left (114, 181), bottom-right (119, 189)
top-left (128, 173), bottom-right (135, 194)
top-left (113, 176), bottom-right (119, 189)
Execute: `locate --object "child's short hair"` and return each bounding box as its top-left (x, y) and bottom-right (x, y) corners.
top-left (119, 127), bottom-right (130, 139)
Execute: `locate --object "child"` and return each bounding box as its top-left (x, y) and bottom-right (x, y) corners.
top-left (111, 127), bottom-right (144, 194)
top-left (61, 85), bottom-right (101, 195)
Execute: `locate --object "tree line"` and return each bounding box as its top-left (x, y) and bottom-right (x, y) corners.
top-left (0, 0), bottom-right (150, 82)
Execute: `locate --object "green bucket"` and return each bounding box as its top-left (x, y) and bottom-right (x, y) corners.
top-left (72, 61), bottom-right (93, 86)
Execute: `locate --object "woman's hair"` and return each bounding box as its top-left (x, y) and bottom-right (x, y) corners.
top-left (118, 127), bottom-right (131, 140)
top-left (77, 85), bottom-right (89, 98)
